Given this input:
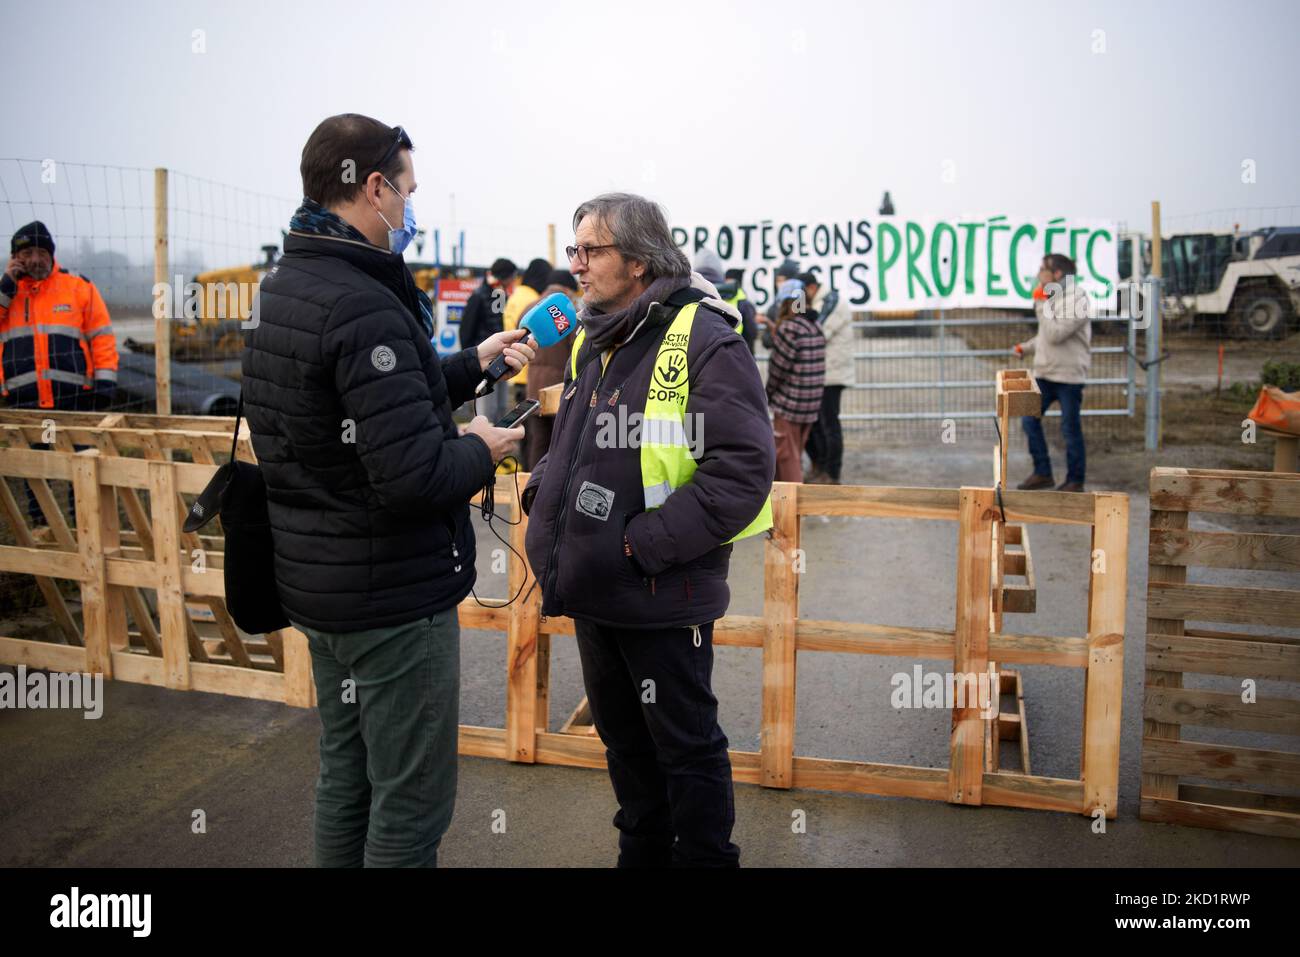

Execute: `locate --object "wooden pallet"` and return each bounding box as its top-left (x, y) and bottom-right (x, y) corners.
top-left (988, 368), bottom-right (1043, 771)
top-left (0, 410), bottom-right (1127, 818)
top-left (1140, 466), bottom-right (1300, 839)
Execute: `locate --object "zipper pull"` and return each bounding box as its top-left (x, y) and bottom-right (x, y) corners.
top-left (607, 387), bottom-right (621, 407)
top-left (588, 389), bottom-right (598, 408)
top-left (691, 625), bottom-right (702, 648)
top-left (564, 383), bottom-right (577, 402)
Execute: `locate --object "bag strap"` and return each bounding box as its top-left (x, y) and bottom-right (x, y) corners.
top-left (230, 390), bottom-right (243, 462)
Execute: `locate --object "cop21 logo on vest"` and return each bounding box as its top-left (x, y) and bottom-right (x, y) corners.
top-left (650, 330), bottom-right (689, 405)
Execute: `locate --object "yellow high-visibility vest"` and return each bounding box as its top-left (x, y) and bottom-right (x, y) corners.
top-left (570, 301), bottom-right (773, 543)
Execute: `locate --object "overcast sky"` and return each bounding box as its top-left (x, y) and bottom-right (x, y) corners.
top-left (5, 0), bottom-right (1298, 266)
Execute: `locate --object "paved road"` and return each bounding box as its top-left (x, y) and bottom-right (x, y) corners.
top-left (2, 442), bottom-right (1297, 867)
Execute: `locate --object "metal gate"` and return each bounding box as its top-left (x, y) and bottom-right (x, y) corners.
top-left (756, 307), bottom-right (1137, 439)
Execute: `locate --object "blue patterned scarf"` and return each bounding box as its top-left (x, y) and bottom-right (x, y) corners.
top-left (288, 197), bottom-right (370, 244)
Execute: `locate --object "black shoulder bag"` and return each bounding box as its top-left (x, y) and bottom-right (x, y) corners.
top-left (183, 393), bottom-right (290, 634)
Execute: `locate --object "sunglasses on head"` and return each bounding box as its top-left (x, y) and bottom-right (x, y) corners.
top-left (370, 125), bottom-right (412, 178)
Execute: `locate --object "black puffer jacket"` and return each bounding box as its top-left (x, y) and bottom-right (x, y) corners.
top-left (241, 231), bottom-right (495, 632)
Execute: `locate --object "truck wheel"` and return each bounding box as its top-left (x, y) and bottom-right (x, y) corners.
top-left (1232, 287), bottom-right (1292, 339)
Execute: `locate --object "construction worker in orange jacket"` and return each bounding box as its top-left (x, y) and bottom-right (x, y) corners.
top-left (1, 221), bottom-right (119, 411)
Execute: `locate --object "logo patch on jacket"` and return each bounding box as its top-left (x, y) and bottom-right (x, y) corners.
top-left (575, 481), bottom-right (614, 521)
top-left (652, 349), bottom-right (687, 392)
top-left (371, 345), bottom-right (396, 372)
top-left (51, 304), bottom-right (72, 313)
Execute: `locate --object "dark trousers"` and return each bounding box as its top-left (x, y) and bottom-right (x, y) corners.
top-left (294, 608), bottom-right (460, 867)
top-left (573, 618), bottom-right (740, 867)
top-left (805, 384), bottom-right (845, 480)
top-left (1021, 378), bottom-right (1086, 484)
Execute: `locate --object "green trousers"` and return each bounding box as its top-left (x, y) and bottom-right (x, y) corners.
top-left (292, 608), bottom-right (460, 867)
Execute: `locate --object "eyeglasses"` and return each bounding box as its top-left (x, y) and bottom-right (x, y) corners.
top-left (370, 125), bottom-right (413, 178)
top-left (565, 243), bottom-right (617, 266)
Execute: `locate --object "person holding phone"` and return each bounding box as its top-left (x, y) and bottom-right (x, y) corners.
top-left (2, 221), bottom-right (119, 530)
top-left (241, 114), bottom-right (533, 868)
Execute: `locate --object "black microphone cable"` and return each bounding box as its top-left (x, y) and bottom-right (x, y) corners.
top-left (469, 454), bottom-right (538, 609)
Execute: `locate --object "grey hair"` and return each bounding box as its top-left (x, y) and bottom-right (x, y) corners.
top-left (572, 192), bottom-right (691, 280)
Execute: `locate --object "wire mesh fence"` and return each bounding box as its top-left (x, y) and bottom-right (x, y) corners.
top-left (12, 166), bottom-right (1290, 447)
top-left (0, 159), bottom-right (555, 418)
top-left (754, 307), bottom-right (1136, 443)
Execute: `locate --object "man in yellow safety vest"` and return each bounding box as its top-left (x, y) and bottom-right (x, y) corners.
top-left (522, 193), bottom-right (775, 867)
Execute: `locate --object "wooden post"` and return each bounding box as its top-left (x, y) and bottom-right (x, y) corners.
top-left (73, 454), bottom-right (111, 678)
top-left (1150, 201), bottom-right (1162, 281)
top-left (506, 481), bottom-right (540, 762)
top-left (281, 626), bottom-right (314, 708)
top-left (761, 482), bottom-right (799, 788)
top-left (1082, 493), bottom-right (1127, 818)
top-left (150, 460), bottom-right (189, 689)
top-left (154, 167), bottom-right (171, 416)
top-left (949, 487), bottom-right (994, 805)
top-left (1150, 200), bottom-right (1163, 449)
top-left (547, 223), bottom-right (557, 267)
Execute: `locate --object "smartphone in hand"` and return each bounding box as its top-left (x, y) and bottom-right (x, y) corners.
top-left (496, 398), bottom-right (540, 429)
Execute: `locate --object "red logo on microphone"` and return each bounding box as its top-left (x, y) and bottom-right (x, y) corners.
top-left (549, 303), bottom-right (570, 333)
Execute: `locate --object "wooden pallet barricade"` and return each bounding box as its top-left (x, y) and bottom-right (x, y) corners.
top-left (0, 410), bottom-right (1126, 819)
top-left (1141, 466), bottom-right (1300, 839)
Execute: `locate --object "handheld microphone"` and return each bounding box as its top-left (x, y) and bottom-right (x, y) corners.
top-left (474, 291), bottom-right (579, 395)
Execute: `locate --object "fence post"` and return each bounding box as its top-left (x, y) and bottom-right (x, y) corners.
top-left (949, 487), bottom-right (994, 805)
top-left (506, 479), bottom-right (540, 762)
top-left (1145, 200), bottom-right (1162, 450)
top-left (154, 167), bottom-right (171, 416)
top-left (761, 482), bottom-right (799, 788)
top-left (73, 454), bottom-right (112, 679)
top-left (1082, 492), bottom-right (1127, 817)
top-left (547, 223), bottom-right (557, 267)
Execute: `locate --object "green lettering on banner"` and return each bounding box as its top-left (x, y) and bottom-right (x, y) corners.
top-left (1086, 229), bottom-right (1113, 297)
top-left (1070, 227), bottom-right (1089, 265)
top-left (877, 222), bottom-right (901, 303)
top-left (931, 222), bottom-right (958, 296)
top-left (906, 222), bottom-right (933, 298)
top-left (1009, 223), bottom-right (1038, 298)
top-left (1044, 217), bottom-right (1065, 256)
top-left (986, 216), bottom-right (1009, 297)
top-left (958, 222), bottom-right (984, 294)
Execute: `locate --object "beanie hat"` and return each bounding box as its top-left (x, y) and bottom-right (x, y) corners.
top-left (12, 221), bottom-right (54, 257)
top-left (693, 247), bottom-right (725, 284)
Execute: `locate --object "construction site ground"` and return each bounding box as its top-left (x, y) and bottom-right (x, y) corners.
top-left (2, 329), bottom-right (1299, 867)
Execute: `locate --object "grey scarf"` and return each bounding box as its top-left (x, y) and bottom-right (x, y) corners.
top-left (579, 274), bottom-right (688, 352)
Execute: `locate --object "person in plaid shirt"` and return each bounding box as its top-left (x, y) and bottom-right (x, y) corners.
top-left (765, 278), bottom-right (825, 482)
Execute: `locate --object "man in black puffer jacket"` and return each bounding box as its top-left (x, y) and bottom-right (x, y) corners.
top-left (242, 114), bottom-right (532, 867)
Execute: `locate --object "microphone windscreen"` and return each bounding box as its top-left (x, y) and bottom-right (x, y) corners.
top-left (520, 292), bottom-right (579, 348)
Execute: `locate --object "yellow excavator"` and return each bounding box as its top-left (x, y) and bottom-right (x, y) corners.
top-left (163, 243), bottom-right (467, 361)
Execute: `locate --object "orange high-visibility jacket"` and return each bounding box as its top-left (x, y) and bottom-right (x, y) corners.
top-left (0, 261), bottom-right (119, 409)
